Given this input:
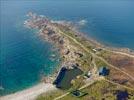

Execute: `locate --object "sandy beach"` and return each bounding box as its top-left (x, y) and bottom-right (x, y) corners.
top-left (0, 83), bottom-right (56, 100)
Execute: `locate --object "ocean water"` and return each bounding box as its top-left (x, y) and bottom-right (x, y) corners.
top-left (0, 0), bottom-right (134, 95)
top-left (0, 0), bottom-right (61, 95)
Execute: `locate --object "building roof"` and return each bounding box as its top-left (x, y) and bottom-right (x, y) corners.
top-left (99, 67), bottom-right (109, 76)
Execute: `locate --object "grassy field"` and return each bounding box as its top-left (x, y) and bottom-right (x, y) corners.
top-left (36, 80), bottom-right (134, 100)
top-left (36, 25), bottom-right (134, 100)
top-left (36, 90), bottom-right (65, 100)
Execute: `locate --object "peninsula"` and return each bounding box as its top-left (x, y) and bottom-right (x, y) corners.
top-left (1, 12), bottom-right (134, 100)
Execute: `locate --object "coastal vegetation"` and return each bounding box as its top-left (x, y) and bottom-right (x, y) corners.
top-left (1, 12), bottom-right (134, 100)
top-left (37, 80), bottom-right (134, 100)
top-left (25, 12), bottom-right (134, 100)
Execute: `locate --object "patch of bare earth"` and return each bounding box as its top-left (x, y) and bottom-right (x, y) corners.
top-left (109, 67), bottom-right (134, 88)
top-left (107, 54), bottom-right (134, 77)
top-left (105, 54), bottom-right (134, 88)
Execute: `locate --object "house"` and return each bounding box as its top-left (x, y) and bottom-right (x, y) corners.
top-left (92, 48), bottom-right (102, 53)
top-left (99, 67), bottom-right (109, 76)
top-left (84, 71), bottom-right (92, 78)
top-left (71, 90), bottom-right (88, 98)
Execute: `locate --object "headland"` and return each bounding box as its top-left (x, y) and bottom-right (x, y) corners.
top-left (1, 12), bottom-right (134, 100)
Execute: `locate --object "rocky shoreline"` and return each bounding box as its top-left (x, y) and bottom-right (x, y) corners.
top-left (25, 12), bottom-right (134, 59)
top-left (1, 12), bottom-right (134, 100)
top-left (25, 12), bottom-right (85, 69)
top-left (24, 12), bottom-right (134, 84)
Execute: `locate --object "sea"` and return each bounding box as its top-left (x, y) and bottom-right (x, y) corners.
top-left (0, 0), bottom-right (134, 95)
